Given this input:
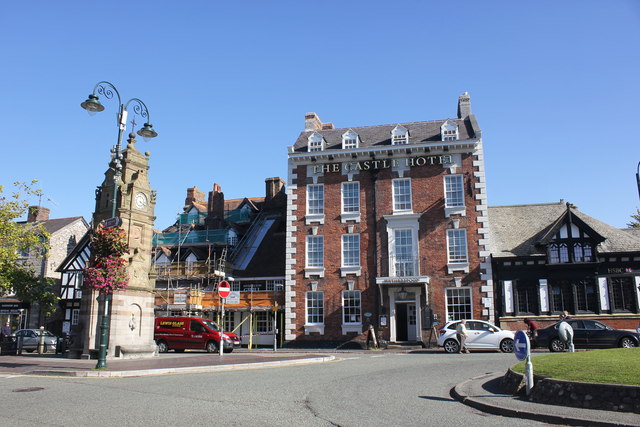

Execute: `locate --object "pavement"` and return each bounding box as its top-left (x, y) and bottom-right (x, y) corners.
top-left (2, 349), bottom-right (639, 426)
top-left (452, 372), bottom-right (640, 427)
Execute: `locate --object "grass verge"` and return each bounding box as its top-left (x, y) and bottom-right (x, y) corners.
top-left (512, 348), bottom-right (640, 386)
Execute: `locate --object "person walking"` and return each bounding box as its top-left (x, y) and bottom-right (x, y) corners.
top-left (558, 313), bottom-right (575, 352)
top-left (523, 318), bottom-right (538, 339)
top-left (456, 320), bottom-right (469, 354)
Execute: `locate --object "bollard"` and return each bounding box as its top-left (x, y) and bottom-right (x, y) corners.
top-left (38, 326), bottom-right (45, 354)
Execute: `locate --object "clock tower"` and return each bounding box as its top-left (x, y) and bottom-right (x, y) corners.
top-left (82, 132), bottom-right (158, 359)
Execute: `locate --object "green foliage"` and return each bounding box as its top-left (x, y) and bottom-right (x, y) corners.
top-left (627, 208), bottom-right (640, 228)
top-left (0, 181), bottom-right (50, 294)
top-left (513, 348), bottom-right (640, 385)
top-left (10, 269), bottom-right (59, 316)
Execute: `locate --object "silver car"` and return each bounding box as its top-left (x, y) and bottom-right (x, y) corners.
top-left (13, 329), bottom-right (58, 353)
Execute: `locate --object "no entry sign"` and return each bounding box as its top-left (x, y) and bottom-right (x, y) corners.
top-left (218, 281), bottom-right (231, 298)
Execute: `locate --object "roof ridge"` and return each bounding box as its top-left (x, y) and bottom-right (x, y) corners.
top-left (489, 202), bottom-right (566, 209)
top-left (303, 118), bottom-right (456, 133)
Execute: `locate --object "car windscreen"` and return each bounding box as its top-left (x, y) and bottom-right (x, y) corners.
top-left (201, 320), bottom-right (220, 331)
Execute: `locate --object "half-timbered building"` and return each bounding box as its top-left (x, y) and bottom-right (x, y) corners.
top-left (490, 201), bottom-right (640, 331)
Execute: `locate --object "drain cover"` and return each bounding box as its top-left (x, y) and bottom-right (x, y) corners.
top-left (12, 387), bottom-right (44, 392)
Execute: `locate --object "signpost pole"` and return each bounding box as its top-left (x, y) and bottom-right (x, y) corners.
top-left (525, 354), bottom-right (533, 396)
top-left (219, 299), bottom-right (224, 357)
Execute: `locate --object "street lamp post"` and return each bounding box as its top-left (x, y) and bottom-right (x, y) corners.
top-left (636, 161), bottom-right (640, 200)
top-left (81, 81), bottom-right (158, 369)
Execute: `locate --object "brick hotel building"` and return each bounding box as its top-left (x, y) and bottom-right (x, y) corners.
top-left (284, 93), bottom-right (494, 345)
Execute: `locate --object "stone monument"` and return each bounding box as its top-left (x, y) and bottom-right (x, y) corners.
top-left (80, 132), bottom-right (157, 359)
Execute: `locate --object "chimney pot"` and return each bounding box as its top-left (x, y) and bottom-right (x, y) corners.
top-left (27, 206), bottom-right (50, 222)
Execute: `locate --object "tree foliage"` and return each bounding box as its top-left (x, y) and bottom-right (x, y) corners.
top-left (0, 181), bottom-right (50, 293)
top-left (627, 209), bottom-right (640, 229)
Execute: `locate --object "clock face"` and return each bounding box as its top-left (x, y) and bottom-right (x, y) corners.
top-left (134, 192), bottom-right (148, 210)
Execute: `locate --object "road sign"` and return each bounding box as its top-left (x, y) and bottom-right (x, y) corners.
top-left (103, 217), bottom-right (122, 228)
top-left (218, 281), bottom-right (231, 298)
top-left (225, 291), bottom-right (240, 305)
top-left (513, 330), bottom-right (530, 361)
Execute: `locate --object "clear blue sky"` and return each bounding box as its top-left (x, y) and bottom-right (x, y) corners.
top-left (1, 1), bottom-right (638, 229)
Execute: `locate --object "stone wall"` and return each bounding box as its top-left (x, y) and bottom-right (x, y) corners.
top-left (501, 368), bottom-right (640, 414)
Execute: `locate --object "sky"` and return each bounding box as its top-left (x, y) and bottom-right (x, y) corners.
top-left (1, 1), bottom-right (639, 230)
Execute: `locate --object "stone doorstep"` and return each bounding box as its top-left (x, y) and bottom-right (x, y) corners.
top-left (501, 369), bottom-right (640, 414)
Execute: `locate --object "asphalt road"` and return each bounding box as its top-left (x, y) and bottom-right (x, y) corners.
top-left (1, 351), bottom-right (551, 426)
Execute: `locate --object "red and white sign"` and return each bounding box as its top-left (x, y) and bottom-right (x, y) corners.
top-left (218, 281), bottom-right (231, 299)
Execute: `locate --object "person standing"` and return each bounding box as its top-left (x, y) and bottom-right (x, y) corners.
top-left (456, 320), bottom-right (469, 354)
top-left (1, 322), bottom-right (12, 342)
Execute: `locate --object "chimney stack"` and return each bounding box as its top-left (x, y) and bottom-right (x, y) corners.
top-left (27, 206), bottom-right (50, 222)
top-left (265, 177), bottom-right (285, 201)
top-left (305, 112), bottom-right (324, 131)
top-left (185, 186), bottom-right (205, 206)
top-left (457, 92), bottom-right (471, 119)
top-left (206, 183), bottom-right (225, 229)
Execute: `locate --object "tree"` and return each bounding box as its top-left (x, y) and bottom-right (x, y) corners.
top-left (627, 209), bottom-right (640, 229)
top-left (0, 181), bottom-right (50, 294)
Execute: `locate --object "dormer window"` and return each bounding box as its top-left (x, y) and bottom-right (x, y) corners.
top-left (342, 130), bottom-right (359, 149)
top-left (546, 223), bottom-right (596, 264)
top-left (308, 132), bottom-right (325, 152)
top-left (391, 125), bottom-right (408, 145)
top-left (441, 120), bottom-right (459, 141)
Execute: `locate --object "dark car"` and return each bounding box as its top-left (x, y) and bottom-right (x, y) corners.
top-left (534, 319), bottom-right (640, 352)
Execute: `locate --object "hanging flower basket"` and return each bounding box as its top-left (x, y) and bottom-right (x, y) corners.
top-left (84, 226), bottom-right (129, 294)
top-left (84, 256), bottom-right (129, 294)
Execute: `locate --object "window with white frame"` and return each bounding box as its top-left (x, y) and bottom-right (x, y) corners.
top-left (342, 130), bottom-right (359, 149)
top-left (308, 132), bottom-right (324, 152)
top-left (393, 229), bottom-right (415, 276)
top-left (341, 181), bottom-right (360, 214)
top-left (392, 178), bottom-right (412, 212)
top-left (223, 311), bottom-right (235, 332)
top-left (306, 291), bottom-right (324, 324)
top-left (306, 236), bottom-right (324, 268)
top-left (342, 234), bottom-right (360, 267)
top-left (227, 230), bottom-right (238, 246)
top-left (441, 120), bottom-right (459, 141)
top-left (446, 287), bottom-right (472, 321)
top-left (444, 175), bottom-right (464, 208)
top-left (307, 184), bottom-right (324, 215)
top-left (391, 125), bottom-right (408, 145)
top-left (447, 229), bottom-right (468, 263)
top-left (71, 309), bottom-right (80, 325)
top-left (342, 290), bottom-right (361, 324)
top-left (266, 279), bottom-right (284, 291)
top-left (255, 311), bottom-right (273, 333)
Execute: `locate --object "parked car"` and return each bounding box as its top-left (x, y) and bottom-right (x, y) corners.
top-left (154, 316), bottom-right (241, 353)
top-left (534, 319), bottom-right (640, 352)
top-left (13, 329), bottom-right (59, 353)
top-left (437, 320), bottom-right (514, 353)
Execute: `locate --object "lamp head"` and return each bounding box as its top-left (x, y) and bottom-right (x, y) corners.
top-left (137, 123), bottom-right (158, 142)
top-left (80, 94), bottom-right (104, 116)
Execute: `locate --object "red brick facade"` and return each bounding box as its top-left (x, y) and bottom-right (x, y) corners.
top-left (284, 94), bottom-right (494, 345)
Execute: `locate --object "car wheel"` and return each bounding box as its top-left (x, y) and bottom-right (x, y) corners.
top-left (619, 337), bottom-right (637, 348)
top-left (206, 341), bottom-right (218, 353)
top-left (549, 338), bottom-right (565, 352)
top-left (223, 348), bottom-right (234, 354)
top-left (443, 339), bottom-right (460, 354)
top-left (174, 349), bottom-right (185, 353)
top-left (500, 338), bottom-right (514, 353)
top-left (157, 341), bottom-right (169, 353)
top-left (26, 349), bottom-right (34, 353)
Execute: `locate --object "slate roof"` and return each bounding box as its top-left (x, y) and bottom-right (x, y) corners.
top-left (291, 118), bottom-right (477, 152)
top-left (489, 202), bottom-right (640, 257)
top-left (18, 216), bottom-right (87, 235)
